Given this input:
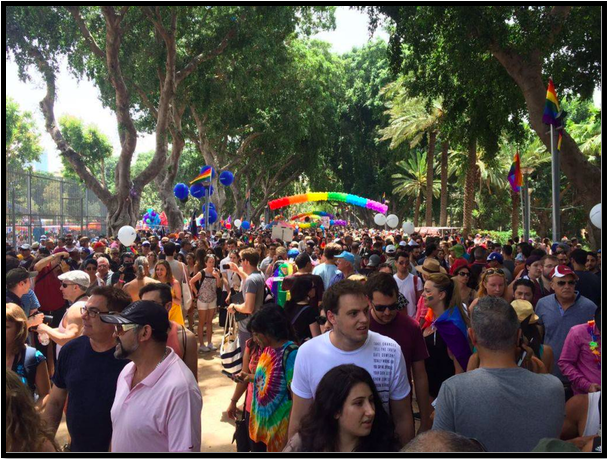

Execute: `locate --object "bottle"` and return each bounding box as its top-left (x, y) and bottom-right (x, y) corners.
top-left (38, 333), bottom-right (50, 346)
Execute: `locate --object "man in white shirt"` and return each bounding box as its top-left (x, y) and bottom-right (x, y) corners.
top-left (394, 252), bottom-right (423, 318)
top-left (288, 280), bottom-right (415, 447)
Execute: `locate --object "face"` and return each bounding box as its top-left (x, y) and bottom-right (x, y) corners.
top-left (97, 259), bottom-right (109, 275)
top-left (328, 294), bottom-right (369, 344)
top-left (64, 235), bottom-right (74, 246)
top-left (336, 382), bottom-right (375, 440)
top-left (110, 250), bottom-right (120, 261)
top-left (60, 281), bottom-right (79, 300)
top-left (252, 331), bottom-right (271, 348)
top-left (514, 286), bottom-right (534, 302)
top-left (84, 263), bottom-right (97, 278)
top-left (81, 295), bottom-right (113, 340)
top-left (586, 255), bottom-right (597, 271)
top-left (147, 253), bottom-right (157, 264)
top-left (543, 259), bottom-right (558, 278)
top-left (484, 274), bottom-right (505, 297)
top-left (155, 264), bottom-right (167, 279)
top-left (206, 257), bottom-right (215, 269)
top-left (114, 324), bottom-right (142, 360)
top-left (370, 291), bottom-right (399, 325)
top-left (422, 281), bottom-right (445, 308)
top-left (396, 257), bottom-right (409, 275)
top-left (527, 261), bottom-right (543, 279)
top-left (141, 290), bottom-right (171, 313)
top-left (142, 245), bottom-right (151, 254)
top-left (455, 269), bottom-right (471, 285)
top-left (557, 253), bottom-right (569, 266)
top-left (551, 275), bottom-right (577, 301)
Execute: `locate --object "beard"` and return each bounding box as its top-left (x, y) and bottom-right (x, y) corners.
top-left (114, 337), bottom-right (138, 360)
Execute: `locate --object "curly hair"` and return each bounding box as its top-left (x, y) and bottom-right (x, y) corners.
top-left (6, 369), bottom-right (59, 452)
top-left (297, 364), bottom-right (401, 452)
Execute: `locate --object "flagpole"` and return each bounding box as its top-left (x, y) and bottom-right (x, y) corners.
top-left (550, 124), bottom-right (560, 242)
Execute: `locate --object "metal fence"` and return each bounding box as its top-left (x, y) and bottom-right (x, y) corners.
top-left (6, 170), bottom-right (108, 246)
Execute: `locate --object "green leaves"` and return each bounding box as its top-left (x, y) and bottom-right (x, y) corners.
top-left (6, 97), bottom-right (43, 171)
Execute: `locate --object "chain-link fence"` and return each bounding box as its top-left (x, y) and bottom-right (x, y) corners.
top-left (6, 170), bottom-right (108, 246)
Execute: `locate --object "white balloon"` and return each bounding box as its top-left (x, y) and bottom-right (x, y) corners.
top-left (590, 203), bottom-right (601, 229)
top-left (402, 221), bottom-right (415, 234)
top-left (234, 219), bottom-right (242, 228)
top-left (117, 225), bottom-right (137, 246)
top-left (374, 213), bottom-right (387, 226)
top-left (386, 214), bottom-right (399, 229)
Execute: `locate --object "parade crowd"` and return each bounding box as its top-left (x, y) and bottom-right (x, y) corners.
top-left (5, 226), bottom-right (602, 453)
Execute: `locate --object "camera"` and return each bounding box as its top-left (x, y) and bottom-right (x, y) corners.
top-left (43, 315), bottom-right (53, 325)
top-left (222, 264), bottom-right (231, 270)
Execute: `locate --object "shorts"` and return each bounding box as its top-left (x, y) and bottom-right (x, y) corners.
top-left (197, 299), bottom-right (217, 311)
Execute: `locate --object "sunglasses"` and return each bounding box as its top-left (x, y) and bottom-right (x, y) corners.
top-left (316, 315), bottom-right (328, 325)
top-left (485, 268), bottom-right (505, 276)
top-left (85, 267), bottom-right (96, 271)
top-left (371, 301), bottom-right (399, 313)
top-left (556, 280), bottom-right (576, 287)
top-left (457, 271), bottom-right (471, 277)
top-left (114, 323), bottom-right (140, 335)
top-left (61, 282), bottom-right (75, 288)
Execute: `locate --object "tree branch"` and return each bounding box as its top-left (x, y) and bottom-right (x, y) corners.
top-left (65, 6), bottom-right (105, 59)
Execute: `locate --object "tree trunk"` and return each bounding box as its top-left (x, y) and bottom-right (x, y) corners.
top-left (439, 139), bottom-right (449, 227)
top-left (106, 194), bottom-right (141, 237)
top-left (413, 191), bottom-right (422, 227)
top-left (425, 131), bottom-right (436, 226)
top-left (462, 138), bottom-right (477, 238)
top-left (511, 189), bottom-right (520, 240)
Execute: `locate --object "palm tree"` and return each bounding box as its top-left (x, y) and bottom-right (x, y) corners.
top-left (392, 150), bottom-right (440, 227)
top-left (380, 80), bottom-right (446, 227)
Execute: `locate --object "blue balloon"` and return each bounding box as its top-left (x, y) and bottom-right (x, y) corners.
top-left (190, 183), bottom-right (205, 199)
top-left (330, 220), bottom-right (335, 225)
top-left (201, 210), bottom-right (218, 225)
top-left (203, 185), bottom-right (214, 197)
top-left (201, 203), bottom-right (216, 213)
top-left (219, 170), bottom-right (234, 186)
top-left (241, 220), bottom-right (251, 230)
top-left (173, 183), bottom-right (189, 200)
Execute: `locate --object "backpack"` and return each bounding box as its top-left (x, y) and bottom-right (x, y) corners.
top-left (281, 342), bottom-right (298, 401)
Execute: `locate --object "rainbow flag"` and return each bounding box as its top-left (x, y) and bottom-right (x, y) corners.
top-left (507, 151), bottom-right (523, 193)
top-left (189, 168), bottom-right (212, 185)
top-left (542, 78), bottom-right (564, 151)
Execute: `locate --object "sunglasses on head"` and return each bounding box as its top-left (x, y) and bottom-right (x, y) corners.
top-left (556, 280), bottom-right (576, 286)
top-left (371, 301), bottom-right (399, 313)
top-left (485, 268), bottom-right (505, 276)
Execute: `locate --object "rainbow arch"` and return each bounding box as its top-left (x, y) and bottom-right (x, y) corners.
top-left (269, 192), bottom-right (387, 214)
top-left (290, 211), bottom-right (335, 221)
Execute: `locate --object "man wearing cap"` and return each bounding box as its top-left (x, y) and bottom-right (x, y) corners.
top-left (535, 265), bottom-right (597, 395)
top-left (101, 301), bottom-right (202, 452)
top-left (394, 252), bottom-right (423, 318)
top-left (35, 270), bottom-right (90, 359)
top-left (360, 253), bottom-right (381, 277)
top-left (312, 243), bottom-right (342, 290)
top-left (329, 251), bottom-right (357, 287)
top-left (6, 267), bottom-right (39, 313)
top-left (486, 252), bottom-right (513, 284)
top-left (93, 241), bottom-right (107, 255)
top-left (42, 286), bottom-right (132, 452)
top-left (384, 244), bottom-right (397, 272)
top-left (19, 244), bottom-right (35, 270)
top-left (139, 240), bottom-right (151, 257)
top-left (433, 296), bottom-right (565, 452)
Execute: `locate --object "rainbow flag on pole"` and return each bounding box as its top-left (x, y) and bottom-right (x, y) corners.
top-left (189, 167), bottom-right (213, 185)
top-left (508, 151), bottom-right (523, 193)
top-left (542, 78), bottom-right (563, 150)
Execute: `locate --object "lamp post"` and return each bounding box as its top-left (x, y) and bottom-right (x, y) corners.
top-left (521, 166), bottom-right (535, 242)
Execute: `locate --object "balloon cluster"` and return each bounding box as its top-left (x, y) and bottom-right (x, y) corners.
top-left (233, 219), bottom-right (251, 231)
top-left (173, 167), bottom-right (235, 203)
top-left (142, 208), bottom-right (162, 228)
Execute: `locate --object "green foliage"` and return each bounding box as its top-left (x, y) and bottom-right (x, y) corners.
top-left (6, 97), bottom-right (43, 171)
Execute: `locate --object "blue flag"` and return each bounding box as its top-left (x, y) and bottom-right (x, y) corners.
top-left (434, 307), bottom-right (472, 370)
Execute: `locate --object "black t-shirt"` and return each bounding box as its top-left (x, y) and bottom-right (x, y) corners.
top-left (574, 270), bottom-right (601, 307)
top-left (289, 303), bottom-right (318, 344)
top-left (53, 336), bottom-right (128, 452)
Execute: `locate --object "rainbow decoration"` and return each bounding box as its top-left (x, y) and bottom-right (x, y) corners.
top-left (507, 151), bottom-right (523, 193)
top-left (290, 211), bottom-right (335, 221)
top-left (542, 78), bottom-right (564, 151)
top-left (269, 192), bottom-right (388, 214)
top-left (189, 166), bottom-right (213, 185)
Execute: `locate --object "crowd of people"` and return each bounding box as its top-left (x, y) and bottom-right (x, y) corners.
top-left (5, 226), bottom-right (602, 452)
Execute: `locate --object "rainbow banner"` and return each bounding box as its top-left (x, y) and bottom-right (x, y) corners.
top-left (189, 166), bottom-right (213, 185)
top-left (542, 78), bottom-right (564, 151)
top-left (507, 151), bottom-right (523, 193)
top-left (269, 192), bottom-right (388, 214)
top-left (290, 211), bottom-right (336, 221)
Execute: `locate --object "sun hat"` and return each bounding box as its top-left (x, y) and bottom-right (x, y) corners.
top-left (417, 258), bottom-right (447, 276)
top-left (511, 300), bottom-right (539, 324)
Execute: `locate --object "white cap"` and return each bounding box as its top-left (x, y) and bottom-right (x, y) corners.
top-left (58, 270), bottom-right (90, 289)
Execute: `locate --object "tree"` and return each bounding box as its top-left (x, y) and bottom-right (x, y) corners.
top-left (368, 6), bottom-right (601, 244)
top-left (379, 80), bottom-right (446, 226)
top-left (58, 115), bottom-right (113, 188)
top-left (6, 97), bottom-right (43, 171)
top-left (391, 150), bottom-right (440, 227)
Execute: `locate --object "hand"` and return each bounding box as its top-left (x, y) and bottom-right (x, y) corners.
top-left (60, 261), bottom-right (70, 273)
top-left (227, 400), bottom-right (238, 420)
top-left (27, 313), bottom-right (44, 329)
top-left (588, 383), bottom-right (601, 393)
top-left (227, 304), bottom-right (236, 314)
top-left (228, 262), bottom-right (239, 271)
top-left (35, 323), bottom-right (51, 334)
top-left (119, 266), bottom-right (125, 273)
top-left (225, 294), bottom-right (231, 304)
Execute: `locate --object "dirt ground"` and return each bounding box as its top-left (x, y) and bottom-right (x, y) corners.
top-left (55, 316), bottom-right (421, 452)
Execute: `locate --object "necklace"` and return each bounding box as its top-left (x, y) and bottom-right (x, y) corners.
top-left (155, 347), bottom-right (170, 370)
top-left (587, 320), bottom-right (601, 370)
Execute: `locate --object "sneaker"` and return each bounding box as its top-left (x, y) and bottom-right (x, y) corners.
top-left (198, 344), bottom-right (209, 353)
top-left (207, 342), bottom-right (217, 351)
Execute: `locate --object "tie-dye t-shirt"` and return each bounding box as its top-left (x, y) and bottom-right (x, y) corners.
top-left (249, 341), bottom-right (298, 452)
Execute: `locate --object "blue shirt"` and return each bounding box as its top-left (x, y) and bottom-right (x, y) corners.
top-left (21, 289), bottom-right (41, 318)
top-left (535, 292), bottom-right (597, 382)
top-left (313, 263), bottom-right (340, 290)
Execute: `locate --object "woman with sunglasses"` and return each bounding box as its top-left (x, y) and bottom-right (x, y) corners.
top-left (284, 364), bottom-right (400, 452)
top-left (468, 268), bottom-right (512, 313)
top-left (450, 259), bottom-right (477, 310)
top-left (283, 277), bottom-right (321, 345)
top-left (152, 260), bottom-right (185, 327)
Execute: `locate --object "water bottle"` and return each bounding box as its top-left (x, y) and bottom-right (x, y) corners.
top-left (38, 333), bottom-right (50, 346)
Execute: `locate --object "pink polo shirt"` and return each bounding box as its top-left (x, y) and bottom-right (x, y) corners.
top-left (558, 323), bottom-right (601, 395)
top-left (110, 348), bottom-right (203, 452)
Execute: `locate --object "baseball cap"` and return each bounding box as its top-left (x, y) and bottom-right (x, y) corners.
top-left (511, 300), bottom-right (539, 324)
top-left (141, 240), bottom-right (151, 246)
top-left (31, 242), bottom-right (40, 250)
top-left (58, 270), bottom-right (91, 289)
top-left (408, 240), bottom-right (420, 247)
top-left (385, 244), bottom-right (396, 254)
top-left (93, 241), bottom-right (106, 250)
top-left (19, 244), bottom-right (31, 251)
top-left (515, 253), bottom-right (525, 262)
top-left (549, 265), bottom-right (579, 280)
top-left (6, 268), bottom-right (37, 285)
top-left (367, 254), bottom-right (381, 267)
top-left (398, 241), bottom-right (407, 247)
top-left (487, 252), bottom-right (504, 264)
top-left (53, 247), bottom-right (69, 255)
top-left (335, 251), bottom-right (355, 265)
top-left (100, 300), bottom-right (170, 332)
top-left (287, 249), bottom-right (300, 259)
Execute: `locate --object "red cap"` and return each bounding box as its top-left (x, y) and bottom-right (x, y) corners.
top-left (53, 247), bottom-right (69, 255)
top-left (449, 258), bottom-right (470, 276)
top-left (93, 242), bottom-right (106, 249)
top-left (549, 265), bottom-right (579, 280)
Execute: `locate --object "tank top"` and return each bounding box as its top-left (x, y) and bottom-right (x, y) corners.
top-left (56, 295), bottom-right (88, 358)
top-left (166, 321), bottom-right (185, 359)
top-left (198, 270), bottom-right (218, 303)
top-left (583, 391), bottom-right (601, 437)
top-left (424, 329), bottom-right (455, 399)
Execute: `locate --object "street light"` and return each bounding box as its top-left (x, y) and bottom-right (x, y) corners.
top-left (520, 166), bottom-right (535, 242)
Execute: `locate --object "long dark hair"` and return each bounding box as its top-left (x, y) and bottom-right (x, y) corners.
top-left (297, 365), bottom-right (400, 452)
top-left (247, 304), bottom-right (295, 342)
top-left (284, 277), bottom-right (313, 322)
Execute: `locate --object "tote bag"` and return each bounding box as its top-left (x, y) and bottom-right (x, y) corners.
top-left (220, 313), bottom-right (242, 374)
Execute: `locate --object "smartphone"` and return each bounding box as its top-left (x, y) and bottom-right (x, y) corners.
top-left (517, 350), bottom-right (527, 367)
top-left (222, 370), bottom-right (240, 381)
top-left (43, 315), bottom-right (53, 325)
top-left (222, 264), bottom-right (231, 270)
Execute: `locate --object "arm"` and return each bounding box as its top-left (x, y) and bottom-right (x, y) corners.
top-left (173, 279), bottom-right (182, 303)
top-left (558, 330), bottom-right (595, 394)
top-left (227, 343), bottom-right (252, 420)
top-left (189, 272), bottom-right (202, 296)
top-left (287, 394), bottom-right (313, 441)
top-left (560, 394), bottom-right (586, 440)
top-left (41, 385), bottom-right (68, 435)
top-left (541, 344), bottom-right (554, 374)
top-left (390, 396), bottom-right (415, 447)
top-left (214, 270), bottom-right (222, 289)
top-left (184, 330), bottom-right (199, 382)
top-left (309, 321), bottom-right (321, 338)
top-left (34, 360), bottom-right (51, 410)
top-left (411, 360), bottom-right (432, 433)
top-left (231, 292), bottom-right (256, 315)
top-left (34, 253), bottom-right (65, 272)
top-left (36, 307), bottom-right (83, 347)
